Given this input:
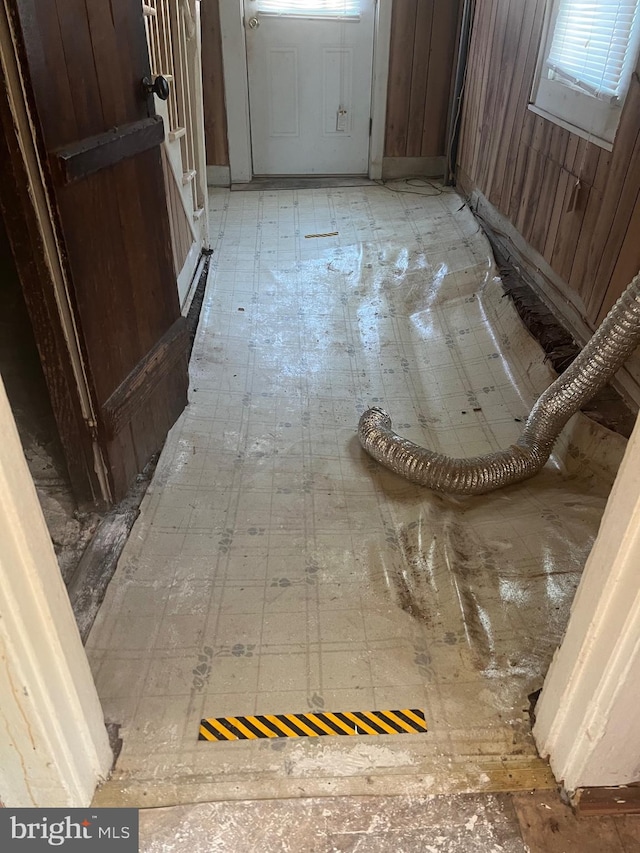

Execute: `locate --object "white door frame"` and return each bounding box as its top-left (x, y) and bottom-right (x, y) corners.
top-left (534, 411), bottom-right (640, 794)
top-left (218, 0), bottom-right (391, 182)
top-left (0, 378), bottom-right (112, 806)
top-left (1, 2), bottom-right (119, 804)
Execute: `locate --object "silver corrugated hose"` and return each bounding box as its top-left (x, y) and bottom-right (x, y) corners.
top-left (358, 272), bottom-right (640, 495)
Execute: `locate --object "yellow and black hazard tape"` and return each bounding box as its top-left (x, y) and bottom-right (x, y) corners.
top-left (199, 708), bottom-right (427, 741)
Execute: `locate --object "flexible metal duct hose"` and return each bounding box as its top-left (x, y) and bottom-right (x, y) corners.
top-left (358, 272), bottom-right (640, 495)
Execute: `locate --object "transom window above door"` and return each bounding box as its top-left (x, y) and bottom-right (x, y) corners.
top-left (252, 1), bottom-right (361, 20)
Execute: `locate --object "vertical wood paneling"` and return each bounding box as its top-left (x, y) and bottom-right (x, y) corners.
top-left (421, 0), bottom-right (460, 156)
top-left (528, 158), bottom-right (560, 254)
top-left (475, 0), bottom-right (512, 191)
top-left (201, 0), bottom-right (229, 166)
top-left (469, 0), bottom-right (500, 182)
top-left (458, 1), bottom-right (640, 328)
top-left (384, 0), bottom-right (418, 156)
top-left (497, 0), bottom-right (546, 211)
top-left (406, 2), bottom-right (434, 154)
top-left (599, 189), bottom-right (640, 323)
top-left (569, 153), bottom-right (612, 295)
top-left (484, 0), bottom-right (538, 205)
top-left (385, 0), bottom-right (461, 158)
top-left (507, 110), bottom-right (535, 224)
top-left (587, 92), bottom-right (640, 315)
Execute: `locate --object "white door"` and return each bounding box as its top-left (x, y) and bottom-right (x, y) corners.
top-left (244, 0), bottom-right (375, 175)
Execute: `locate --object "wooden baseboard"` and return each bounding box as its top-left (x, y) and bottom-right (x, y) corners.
top-left (382, 156), bottom-right (445, 180)
top-left (574, 784), bottom-right (640, 816)
top-left (206, 164), bottom-right (230, 186)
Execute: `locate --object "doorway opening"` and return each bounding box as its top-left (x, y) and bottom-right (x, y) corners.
top-left (219, 0), bottom-right (391, 182)
top-left (245, 0), bottom-right (375, 176)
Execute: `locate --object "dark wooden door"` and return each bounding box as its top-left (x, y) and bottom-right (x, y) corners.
top-left (10, 0), bottom-right (189, 502)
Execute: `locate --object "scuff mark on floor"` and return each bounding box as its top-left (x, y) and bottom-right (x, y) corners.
top-left (283, 742), bottom-right (418, 777)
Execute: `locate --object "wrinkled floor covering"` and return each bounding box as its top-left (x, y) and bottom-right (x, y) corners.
top-left (90, 186), bottom-right (626, 807)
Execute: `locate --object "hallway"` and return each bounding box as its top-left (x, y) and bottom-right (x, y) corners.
top-left (88, 185), bottom-right (625, 807)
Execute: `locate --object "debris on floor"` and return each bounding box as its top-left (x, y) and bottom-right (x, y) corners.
top-left (498, 256), bottom-right (637, 439)
top-left (138, 789), bottom-right (640, 852)
top-left (139, 792), bottom-right (528, 853)
top-left (34, 484), bottom-right (101, 584)
top-left (0, 230), bottom-right (103, 584)
top-left (90, 185), bottom-right (627, 807)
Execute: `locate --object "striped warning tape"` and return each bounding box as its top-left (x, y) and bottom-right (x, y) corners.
top-left (199, 708), bottom-right (427, 741)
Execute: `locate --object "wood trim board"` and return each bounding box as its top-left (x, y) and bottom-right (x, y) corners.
top-left (54, 116), bottom-right (165, 184)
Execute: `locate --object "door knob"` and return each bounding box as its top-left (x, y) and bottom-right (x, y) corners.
top-left (142, 75), bottom-right (170, 101)
top-left (247, 16), bottom-right (260, 29)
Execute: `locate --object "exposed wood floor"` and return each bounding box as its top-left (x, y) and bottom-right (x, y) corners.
top-left (140, 789), bottom-right (640, 852)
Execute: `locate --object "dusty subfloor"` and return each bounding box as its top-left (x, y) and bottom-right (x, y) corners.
top-left (89, 185), bottom-right (627, 807)
top-left (138, 789), bottom-right (640, 852)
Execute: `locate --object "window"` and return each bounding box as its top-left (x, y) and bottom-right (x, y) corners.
top-left (530, 0), bottom-right (640, 148)
top-left (253, 1), bottom-right (360, 19)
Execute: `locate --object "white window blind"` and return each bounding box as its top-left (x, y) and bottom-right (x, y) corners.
top-left (546, 0), bottom-right (640, 101)
top-left (253, 0), bottom-right (360, 18)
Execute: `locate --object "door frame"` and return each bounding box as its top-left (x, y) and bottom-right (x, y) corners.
top-left (0, 376), bottom-right (112, 806)
top-left (533, 411), bottom-right (640, 794)
top-left (219, 0), bottom-right (391, 182)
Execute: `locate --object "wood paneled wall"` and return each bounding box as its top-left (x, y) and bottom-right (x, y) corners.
top-left (201, 0), bottom-right (229, 167)
top-left (457, 0), bottom-right (640, 327)
top-left (385, 0), bottom-right (461, 158)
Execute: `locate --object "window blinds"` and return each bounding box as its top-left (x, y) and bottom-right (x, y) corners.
top-left (253, 1), bottom-right (360, 17)
top-left (546, 0), bottom-right (640, 100)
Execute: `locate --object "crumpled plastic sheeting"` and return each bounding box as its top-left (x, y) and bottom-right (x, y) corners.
top-left (88, 186), bottom-right (627, 805)
top-left (354, 202), bottom-right (626, 682)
